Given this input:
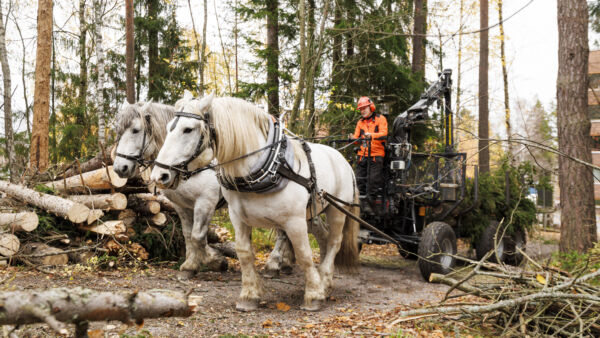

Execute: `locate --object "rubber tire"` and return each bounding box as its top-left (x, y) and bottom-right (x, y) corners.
top-left (476, 220), bottom-right (507, 263)
top-left (418, 222), bottom-right (457, 281)
top-left (399, 242), bottom-right (419, 260)
top-left (505, 228), bottom-right (527, 266)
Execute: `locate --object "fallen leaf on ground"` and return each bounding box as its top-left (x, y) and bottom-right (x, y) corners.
top-left (276, 302), bottom-right (291, 312)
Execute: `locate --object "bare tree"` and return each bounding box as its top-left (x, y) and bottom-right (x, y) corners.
top-left (266, 0), bottom-right (279, 117)
top-left (30, 0), bottom-right (53, 173)
top-left (289, 0), bottom-right (306, 132)
top-left (478, 0), bottom-right (489, 173)
top-left (125, 0), bottom-right (134, 103)
top-left (10, 12), bottom-right (30, 139)
top-left (93, 0), bottom-right (107, 146)
top-left (498, 0), bottom-right (512, 159)
top-left (0, 0), bottom-right (15, 181)
top-left (557, 0), bottom-right (597, 252)
top-left (187, 0), bottom-right (202, 93)
top-left (214, 0), bottom-right (232, 94)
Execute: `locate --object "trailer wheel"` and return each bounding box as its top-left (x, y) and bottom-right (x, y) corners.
top-left (399, 242), bottom-right (419, 260)
top-left (418, 222), bottom-right (457, 281)
top-left (505, 228), bottom-right (527, 266)
top-left (476, 220), bottom-right (507, 263)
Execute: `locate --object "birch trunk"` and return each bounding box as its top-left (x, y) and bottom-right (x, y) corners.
top-left (0, 180), bottom-right (90, 223)
top-left (0, 0), bottom-right (15, 181)
top-left (45, 166), bottom-right (127, 193)
top-left (478, 0), bottom-right (490, 173)
top-left (0, 287), bottom-right (193, 332)
top-left (94, 0), bottom-right (107, 146)
top-left (498, 0), bottom-right (512, 159)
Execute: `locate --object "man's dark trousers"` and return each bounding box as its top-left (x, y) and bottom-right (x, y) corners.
top-left (356, 156), bottom-right (384, 197)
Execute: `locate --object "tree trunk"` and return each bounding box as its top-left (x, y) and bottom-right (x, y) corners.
top-left (214, 0), bottom-right (232, 94)
top-left (289, 0), bottom-right (307, 132)
top-left (76, 0), bottom-right (88, 160)
top-left (456, 0), bottom-right (464, 116)
top-left (94, 0), bottom-right (107, 146)
top-left (187, 0), bottom-right (202, 93)
top-left (20, 242), bottom-right (68, 266)
top-left (0, 1), bottom-right (15, 181)
top-left (0, 180), bottom-right (90, 224)
top-left (557, 0), bottom-right (597, 252)
top-left (266, 0), bottom-right (279, 117)
top-left (331, 0), bottom-right (341, 101)
top-left (200, 0), bottom-right (208, 94)
top-left (412, 0), bottom-right (427, 79)
top-left (12, 17), bottom-right (31, 139)
top-left (0, 212), bottom-right (38, 232)
top-left (478, 0), bottom-right (490, 174)
top-left (147, 0), bottom-right (159, 100)
top-left (234, 0), bottom-right (239, 93)
top-left (0, 287), bottom-right (193, 334)
top-left (125, 0), bottom-right (135, 103)
top-left (498, 0), bottom-right (512, 159)
top-left (345, 0), bottom-right (354, 58)
top-left (30, 0), bottom-right (53, 173)
top-left (45, 166), bottom-right (127, 193)
top-left (67, 193), bottom-right (127, 211)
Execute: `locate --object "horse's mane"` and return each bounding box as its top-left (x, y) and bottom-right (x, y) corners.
top-left (115, 101), bottom-right (176, 154)
top-left (174, 96), bottom-right (271, 180)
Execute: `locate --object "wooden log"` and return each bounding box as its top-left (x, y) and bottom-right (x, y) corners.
top-left (80, 220), bottom-right (126, 236)
top-left (61, 151), bottom-right (113, 178)
top-left (0, 211), bottom-right (38, 232)
top-left (20, 242), bottom-right (68, 266)
top-left (150, 212), bottom-right (167, 226)
top-left (68, 251), bottom-right (95, 264)
top-left (86, 209), bottom-right (104, 225)
top-left (127, 194), bottom-right (160, 215)
top-left (0, 233), bottom-right (19, 257)
top-left (0, 180), bottom-right (90, 223)
top-left (44, 166), bottom-right (127, 193)
top-left (117, 209), bottom-right (136, 227)
top-left (67, 193), bottom-right (127, 211)
top-left (0, 287), bottom-right (193, 334)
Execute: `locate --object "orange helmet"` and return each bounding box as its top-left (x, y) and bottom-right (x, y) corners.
top-left (357, 96), bottom-right (375, 112)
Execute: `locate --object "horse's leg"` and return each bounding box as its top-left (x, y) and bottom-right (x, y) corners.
top-left (319, 206), bottom-right (347, 293)
top-left (264, 229), bottom-right (295, 278)
top-left (285, 217), bottom-right (325, 311)
top-left (309, 217), bottom-right (329, 264)
top-left (230, 211), bottom-right (263, 311)
top-left (190, 201), bottom-right (228, 272)
top-left (175, 205), bottom-right (197, 280)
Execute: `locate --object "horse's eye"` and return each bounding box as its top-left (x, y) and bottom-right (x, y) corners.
top-left (132, 128), bottom-right (140, 134)
top-left (183, 128), bottom-right (193, 134)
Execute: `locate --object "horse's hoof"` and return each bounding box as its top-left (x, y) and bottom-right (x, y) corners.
top-left (236, 299), bottom-right (259, 312)
top-left (208, 258), bottom-right (228, 272)
top-left (263, 268), bottom-right (280, 279)
top-left (301, 299), bottom-right (323, 311)
top-left (177, 270), bottom-right (196, 280)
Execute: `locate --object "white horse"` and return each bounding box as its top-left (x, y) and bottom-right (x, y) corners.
top-left (112, 101), bottom-right (294, 277)
top-left (150, 93), bottom-right (359, 311)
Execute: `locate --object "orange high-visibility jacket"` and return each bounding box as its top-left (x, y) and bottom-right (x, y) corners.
top-left (353, 114), bottom-right (388, 158)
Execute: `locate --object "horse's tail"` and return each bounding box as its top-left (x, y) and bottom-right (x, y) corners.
top-left (334, 186), bottom-right (360, 273)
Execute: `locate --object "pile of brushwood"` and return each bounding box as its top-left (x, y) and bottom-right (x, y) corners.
top-left (392, 247), bottom-right (600, 336)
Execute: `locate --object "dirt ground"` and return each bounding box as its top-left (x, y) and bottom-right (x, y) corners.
top-left (1, 232), bottom-right (558, 337)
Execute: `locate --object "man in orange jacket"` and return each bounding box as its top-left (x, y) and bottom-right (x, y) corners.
top-left (350, 96), bottom-right (388, 199)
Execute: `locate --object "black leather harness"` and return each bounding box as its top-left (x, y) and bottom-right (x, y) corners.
top-left (115, 114), bottom-right (154, 169)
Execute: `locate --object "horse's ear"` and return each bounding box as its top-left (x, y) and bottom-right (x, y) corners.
top-left (140, 99), bottom-right (153, 113)
top-left (119, 101), bottom-right (129, 112)
top-left (183, 90), bottom-right (194, 100)
top-left (198, 92), bottom-right (215, 111)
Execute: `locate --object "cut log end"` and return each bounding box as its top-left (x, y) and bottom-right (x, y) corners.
top-left (150, 213), bottom-right (167, 226)
top-left (67, 203), bottom-right (91, 224)
top-left (0, 234), bottom-right (20, 257)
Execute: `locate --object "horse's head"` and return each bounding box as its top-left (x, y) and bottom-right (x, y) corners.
top-left (113, 100), bottom-right (157, 178)
top-left (150, 92), bottom-right (215, 189)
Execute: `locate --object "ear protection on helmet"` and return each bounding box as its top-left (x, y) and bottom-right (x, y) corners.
top-left (357, 96), bottom-right (376, 112)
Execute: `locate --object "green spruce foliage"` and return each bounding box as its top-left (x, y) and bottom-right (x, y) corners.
top-left (460, 160), bottom-right (537, 243)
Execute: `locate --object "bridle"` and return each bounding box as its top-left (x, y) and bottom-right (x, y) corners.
top-left (115, 114), bottom-right (155, 170)
top-left (153, 111), bottom-right (217, 180)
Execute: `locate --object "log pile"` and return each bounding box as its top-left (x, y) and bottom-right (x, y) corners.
top-left (391, 250), bottom-right (600, 336)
